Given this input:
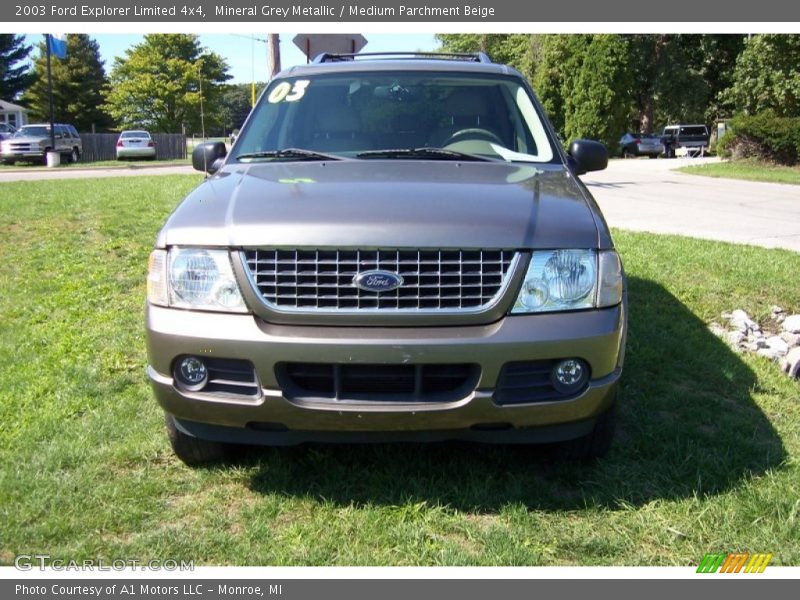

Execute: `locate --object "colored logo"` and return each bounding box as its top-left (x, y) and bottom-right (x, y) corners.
top-left (353, 270), bottom-right (404, 293)
top-left (697, 552), bottom-right (773, 573)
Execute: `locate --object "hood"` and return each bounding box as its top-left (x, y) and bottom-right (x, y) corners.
top-left (2, 135), bottom-right (47, 145)
top-left (158, 161), bottom-right (601, 250)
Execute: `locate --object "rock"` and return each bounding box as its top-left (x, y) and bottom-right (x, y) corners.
top-left (779, 331), bottom-right (800, 347)
top-left (726, 331), bottom-right (746, 347)
top-left (757, 348), bottom-right (780, 361)
top-left (782, 315), bottom-right (800, 334)
top-left (765, 336), bottom-right (789, 357)
top-left (780, 347), bottom-right (800, 378)
top-left (729, 309), bottom-right (757, 333)
top-left (709, 323), bottom-right (727, 337)
top-left (771, 305), bottom-right (785, 315)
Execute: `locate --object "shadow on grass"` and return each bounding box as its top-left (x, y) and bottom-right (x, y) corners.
top-left (244, 276), bottom-right (787, 511)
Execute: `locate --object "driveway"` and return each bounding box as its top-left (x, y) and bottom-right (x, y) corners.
top-left (0, 163), bottom-right (195, 182)
top-left (1, 157), bottom-right (798, 253)
top-left (582, 157), bottom-right (800, 252)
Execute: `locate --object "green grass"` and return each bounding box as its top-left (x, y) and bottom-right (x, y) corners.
top-left (1, 175), bottom-right (799, 566)
top-left (0, 157), bottom-right (190, 170)
top-left (679, 160), bottom-right (800, 185)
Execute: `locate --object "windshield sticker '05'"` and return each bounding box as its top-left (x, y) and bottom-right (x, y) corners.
top-left (268, 80), bottom-right (310, 103)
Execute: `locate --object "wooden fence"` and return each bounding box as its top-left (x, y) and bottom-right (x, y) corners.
top-left (79, 133), bottom-right (187, 162)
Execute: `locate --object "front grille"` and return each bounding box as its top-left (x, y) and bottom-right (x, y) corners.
top-left (277, 362), bottom-right (479, 403)
top-left (243, 249), bottom-right (516, 311)
top-left (494, 360), bottom-right (590, 405)
top-left (7, 143), bottom-right (37, 152)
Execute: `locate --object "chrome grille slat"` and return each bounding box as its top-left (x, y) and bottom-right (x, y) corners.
top-left (243, 248), bottom-right (517, 312)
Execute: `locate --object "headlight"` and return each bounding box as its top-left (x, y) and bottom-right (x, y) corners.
top-left (147, 248), bottom-right (247, 313)
top-left (512, 249), bottom-right (623, 314)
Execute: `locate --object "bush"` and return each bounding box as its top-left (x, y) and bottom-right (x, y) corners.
top-left (717, 111), bottom-right (800, 165)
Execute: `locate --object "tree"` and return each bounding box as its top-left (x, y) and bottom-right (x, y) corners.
top-left (217, 83), bottom-right (262, 136)
top-left (105, 34), bottom-right (231, 133)
top-left (564, 35), bottom-right (633, 149)
top-left (23, 34), bottom-right (113, 131)
top-left (0, 34), bottom-right (33, 100)
top-left (436, 34), bottom-right (535, 79)
top-left (532, 35), bottom-right (591, 138)
top-left (725, 34), bottom-right (800, 117)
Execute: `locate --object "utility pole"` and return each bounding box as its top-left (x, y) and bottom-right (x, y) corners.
top-left (45, 34), bottom-right (55, 153)
top-left (267, 34), bottom-right (281, 80)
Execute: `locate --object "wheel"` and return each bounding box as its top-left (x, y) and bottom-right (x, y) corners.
top-left (41, 149), bottom-right (51, 166)
top-left (69, 148), bottom-right (79, 163)
top-left (555, 403), bottom-right (616, 461)
top-left (441, 128), bottom-right (504, 147)
top-left (622, 148), bottom-right (633, 158)
top-left (648, 154), bottom-right (658, 159)
top-left (165, 413), bottom-right (231, 466)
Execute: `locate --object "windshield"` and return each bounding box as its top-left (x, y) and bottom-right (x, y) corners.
top-left (15, 126), bottom-right (49, 138)
top-left (235, 71), bottom-right (556, 163)
top-left (121, 131), bottom-right (150, 138)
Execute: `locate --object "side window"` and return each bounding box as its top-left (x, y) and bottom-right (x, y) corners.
top-left (68, 125), bottom-right (79, 139)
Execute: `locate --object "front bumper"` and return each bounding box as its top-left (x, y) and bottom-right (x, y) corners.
top-left (146, 303), bottom-right (626, 444)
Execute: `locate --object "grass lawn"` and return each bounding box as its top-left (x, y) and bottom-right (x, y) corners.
top-left (0, 157), bottom-right (190, 170)
top-left (1, 175), bottom-right (799, 566)
top-left (678, 160), bottom-right (800, 185)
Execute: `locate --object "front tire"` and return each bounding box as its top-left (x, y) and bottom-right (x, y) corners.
top-left (165, 413), bottom-right (232, 466)
top-left (555, 403), bottom-right (616, 461)
top-left (69, 148), bottom-right (79, 163)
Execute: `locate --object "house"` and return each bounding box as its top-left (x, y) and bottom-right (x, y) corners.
top-left (0, 99), bottom-right (29, 129)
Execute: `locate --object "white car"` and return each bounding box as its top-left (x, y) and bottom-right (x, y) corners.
top-left (116, 130), bottom-right (156, 159)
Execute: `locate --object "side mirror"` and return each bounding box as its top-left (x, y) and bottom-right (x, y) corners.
top-left (192, 141), bottom-right (227, 174)
top-left (568, 139), bottom-right (608, 175)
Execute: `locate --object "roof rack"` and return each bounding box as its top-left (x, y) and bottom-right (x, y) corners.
top-left (312, 51), bottom-right (493, 64)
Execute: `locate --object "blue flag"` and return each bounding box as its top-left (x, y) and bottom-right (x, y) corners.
top-left (47, 34), bottom-right (67, 59)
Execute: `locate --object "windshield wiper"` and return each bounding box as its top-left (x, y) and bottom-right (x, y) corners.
top-left (235, 148), bottom-right (347, 162)
top-left (356, 147), bottom-right (496, 162)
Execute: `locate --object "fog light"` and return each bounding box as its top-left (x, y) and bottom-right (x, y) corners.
top-left (551, 358), bottom-right (589, 395)
top-left (175, 356), bottom-right (208, 391)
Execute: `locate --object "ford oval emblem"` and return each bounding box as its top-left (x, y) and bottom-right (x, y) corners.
top-left (353, 270), bottom-right (404, 293)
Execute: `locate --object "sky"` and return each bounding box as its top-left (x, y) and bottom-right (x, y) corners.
top-left (22, 33), bottom-right (440, 84)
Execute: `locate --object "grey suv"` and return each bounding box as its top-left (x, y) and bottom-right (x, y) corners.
top-left (1, 123), bottom-right (82, 165)
top-left (146, 52), bottom-right (627, 465)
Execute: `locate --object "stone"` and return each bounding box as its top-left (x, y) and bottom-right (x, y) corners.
top-left (780, 347), bottom-right (800, 378)
top-left (779, 331), bottom-right (800, 347)
top-left (771, 305), bottom-right (785, 315)
top-left (782, 315), bottom-right (800, 334)
top-left (709, 323), bottom-right (727, 337)
top-left (725, 331), bottom-right (746, 347)
top-left (728, 309), bottom-right (756, 333)
top-left (765, 336), bottom-right (789, 357)
top-left (757, 347), bottom-right (780, 361)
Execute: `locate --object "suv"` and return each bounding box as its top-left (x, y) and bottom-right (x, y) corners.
top-left (146, 52), bottom-right (627, 465)
top-left (660, 124), bottom-right (709, 158)
top-left (1, 123), bottom-right (82, 165)
top-left (0, 123), bottom-right (17, 140)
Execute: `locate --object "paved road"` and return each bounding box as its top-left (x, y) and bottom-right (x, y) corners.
top-left (582, 157), bottom-right (800, 252)
top-left (1, 157), bottom-right (798, 252)
top-left (0, 164), bottom-right (195, 182)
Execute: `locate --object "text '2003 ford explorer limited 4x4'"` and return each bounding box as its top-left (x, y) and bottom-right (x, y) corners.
top-left (146, 52), bottom-right (627, 465)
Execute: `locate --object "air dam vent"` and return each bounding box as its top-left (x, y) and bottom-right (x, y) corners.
top-left (276, 362), bottom-right (480, 404)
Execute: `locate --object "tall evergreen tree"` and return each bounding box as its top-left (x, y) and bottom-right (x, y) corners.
top-left (564, 35), bottom-right (633, 148)
top-left (0, 34), bottom-right (33, 100)
top-left (23, 34), bottom-right (113, 131)
top-left (105, 34), bottom-right (230, 133)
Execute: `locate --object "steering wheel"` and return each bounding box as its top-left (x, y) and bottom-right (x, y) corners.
top-left (441, 128), bottom-right (504, 147)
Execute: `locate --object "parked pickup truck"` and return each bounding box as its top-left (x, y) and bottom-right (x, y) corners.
top-left (661, 124), bottom-right (710, 158)
top-left (1, 123), bottom-right (82, 165)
